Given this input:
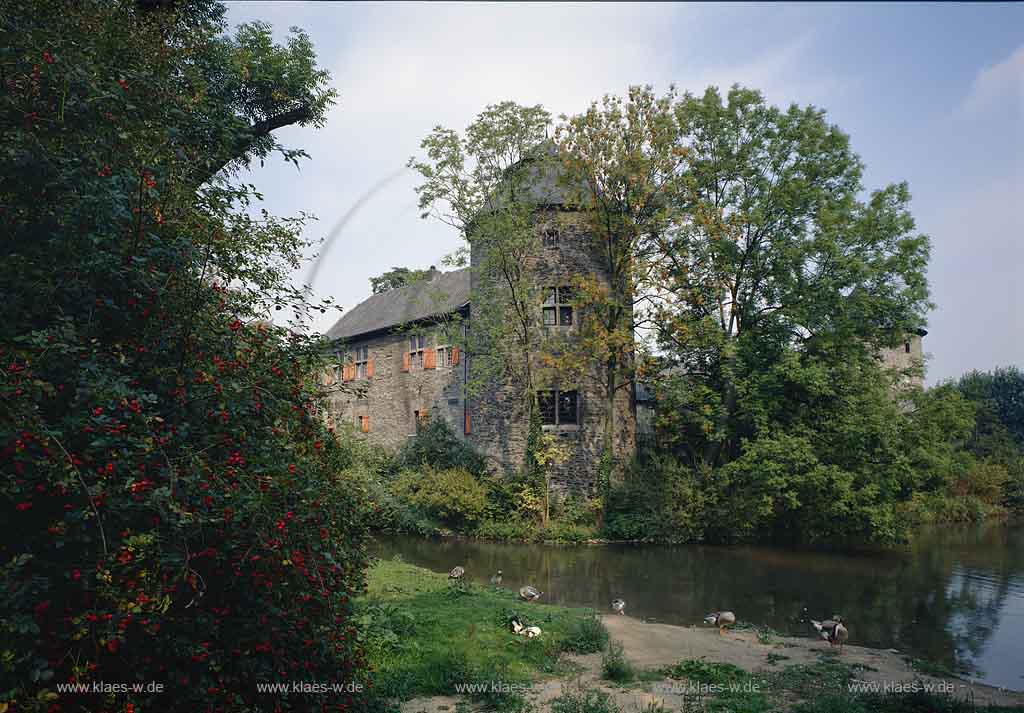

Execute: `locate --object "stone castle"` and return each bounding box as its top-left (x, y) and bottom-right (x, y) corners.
top-left (319, 165), bottom-right (926, 492)
top-left (321, 169), bottom-right (633, 491)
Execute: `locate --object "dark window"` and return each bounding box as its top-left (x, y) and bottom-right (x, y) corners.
top-left (542, 286), bottom-right (574, 326)
top-left (354, 344), bottom-right (369, 378)
top-left (904, 341), bottom-right (911, 354)
top-left (537, 389), bottom-right (578, 426)
top-left (409, 334), bottom-right (427, 368)
top-left (558, 390), bottom-right (578, 425)
top-left (542, 228), bottom-right (560, 248)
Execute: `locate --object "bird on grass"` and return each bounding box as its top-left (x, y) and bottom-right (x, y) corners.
top-left (611, 598), bottom-right (626, 615)
top-left (811, 616), bottom-right (849, 653)
top-left (519, 585), bottom-right (542, 602)
top-left (704, 611), bottom-right (736, 635)
top-left (448, 566), bottom-right (466, 589)
top-left (490, 570), bottom-right (503, 587)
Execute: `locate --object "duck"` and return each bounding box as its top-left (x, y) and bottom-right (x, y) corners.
top-left (704, 611), bottom-right (736, 635)
top-left (611, 598), bottom-right (626, 615)
top-left (509, 615), bottom-right (524, 634)
top-left (811, 616), bottom-right (849, 653)
top-left (490, 570), bottom-right (503, 587)
top-left (521, 625), bottom-right (542, 638)
top-left (448, 566), bottom-right (465, 583)
top-left (519, 585), bottom-right (542, 602)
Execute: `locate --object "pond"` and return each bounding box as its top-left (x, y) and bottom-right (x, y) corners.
top-left (371, 522), bottom-right (1024, 691)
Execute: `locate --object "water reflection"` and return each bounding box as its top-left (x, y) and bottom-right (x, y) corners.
top-left (370, 522), bottom-right (1024, 691)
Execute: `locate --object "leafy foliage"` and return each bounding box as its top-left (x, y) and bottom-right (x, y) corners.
top-left (560, 615), bottom-right (609, 654)
top-left (394, 417), bottom-right (487, 475)
top-left (0, 1), bottom-right (369, 710)
top-left (370, 266), bottom-right (433, 294)
top-left (390, 467), bottom-right (490, 530)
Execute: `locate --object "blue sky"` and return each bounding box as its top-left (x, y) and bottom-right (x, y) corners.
top-left (223, 2), bottom-right (1022, 384)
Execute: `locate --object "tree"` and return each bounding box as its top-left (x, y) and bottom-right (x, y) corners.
top-left (369, 266), bottom-right (432, 294)
top-left (651, 86), bottom-right (932, 469)
top-left (1, 1), bottom-right (369, 710)
top-left (545, 86), bottom-right (692, 486)
top-left (409, 102), bottom-right (556, 514)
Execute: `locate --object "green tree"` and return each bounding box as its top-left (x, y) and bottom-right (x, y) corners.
top-left (652, 86), bottom-right (932, 469)
top-left (370, 266), bottom-right (432, 294)
top-left (1, 1), bottom-right (369, 710)
top-left (409, 102), bottom-right (557, 515)
top-left (554, 86), bottom-right (690, 479)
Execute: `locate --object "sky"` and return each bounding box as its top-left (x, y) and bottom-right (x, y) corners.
top-left (223, 1), bottom-right (1023, 385)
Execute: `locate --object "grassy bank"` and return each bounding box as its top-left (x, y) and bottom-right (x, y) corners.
top-left (358, 560), bottom-right (1023, 713)
top-left (358, 558), bottom-right (606, 701)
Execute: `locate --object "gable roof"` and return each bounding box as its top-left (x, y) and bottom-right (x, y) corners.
top-left (325, 268), bottom-right (471, 341)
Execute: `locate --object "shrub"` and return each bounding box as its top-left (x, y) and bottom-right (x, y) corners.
top-left (603, 452), bottom-right (707, 543)
top-left (601, 640), bottom-right (635, 683)
top-left (550, 681), bottom-right (620, 713)
top-left (390, 466), bottom-right (490, 529)
top-left (474, 518), bottom-right (539, 542)
top-left (393, 418), bottom-right (486, 475)
top-left (541, 522), bottom-right (597, 543)
top-left (0, 2), bottom-right (371, 710)
top-left (560, 615), bottom-right (609, 654)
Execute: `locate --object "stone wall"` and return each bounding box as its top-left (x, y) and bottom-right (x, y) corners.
top-left (321, 325), bottom-right (466, 451)
top-left (467, 209), bottom-right (636, 493)
top-left (879, 333), bottom-right (925, 388)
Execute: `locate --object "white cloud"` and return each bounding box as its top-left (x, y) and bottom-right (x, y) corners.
top-left (960, 44), bottom-right (1024, 117)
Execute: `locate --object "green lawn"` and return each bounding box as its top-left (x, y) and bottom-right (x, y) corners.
top-left (358, 558), bottom-right (602, 701)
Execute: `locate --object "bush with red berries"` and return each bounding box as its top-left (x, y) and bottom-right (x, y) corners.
top-left (1, 1), bottom-right (372, 711)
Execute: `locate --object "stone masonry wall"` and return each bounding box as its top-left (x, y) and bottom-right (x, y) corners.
top-left (467, 209), bottom-right (636, 493)
top-left (321, 326), bottom-right (466, 451)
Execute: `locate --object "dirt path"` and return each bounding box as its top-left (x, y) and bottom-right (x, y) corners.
top-left (602, 615), bottom-right (1024, 706)
top-left (402, 615), bottom-right (1024, 713)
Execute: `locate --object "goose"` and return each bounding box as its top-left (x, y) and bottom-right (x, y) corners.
top-left (704, 611), bottom-right (736, 635)
top-left (611, 598), bottom-right (626, 615)
top-left (490, 570), bottom-right (503, 587)
top-left (811, 616), bottom-right (849, 653)
top-left (519, 585), bottom-right (542, 602)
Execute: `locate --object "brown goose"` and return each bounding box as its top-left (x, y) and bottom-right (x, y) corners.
top-left (704, 611), bottom-right (736, 635)
top-left (519, 585), bottom-right (542, 602)
top-left (812, 616), bottom-right (849, 653)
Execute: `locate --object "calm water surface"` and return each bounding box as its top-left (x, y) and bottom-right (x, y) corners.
top-left (371, 523), bottom-right (1024, 691)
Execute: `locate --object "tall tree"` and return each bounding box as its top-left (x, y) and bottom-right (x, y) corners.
top-left (652, 86), bottom-right (932, 468)
top-left (554, 85), bottom-right (690, 484)
top-left (1, 1), bottom-right (369, 710)
top-left (410, 103), bottom-right (552, 461)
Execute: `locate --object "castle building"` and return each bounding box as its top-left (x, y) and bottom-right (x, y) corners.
top-left (322, 171), bottom-right (635, 493)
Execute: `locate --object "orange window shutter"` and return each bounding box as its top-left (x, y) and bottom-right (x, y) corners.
top-left (361, 415), bottom-right (369, 433)
top-left (421, 407), bottom-right (428, 422)
top-left (342, 365), bottom-right (350, 382)
top-left (401, 352), bottom-right (410, 372)
top-left (452, 346), bottom-right (460, 365)
top-left (366, 359), bottom-right (374, 378)
top-left (424, 348), bottom-right (436, 370)
top-left (464, 411), bottom-right (471, 435)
